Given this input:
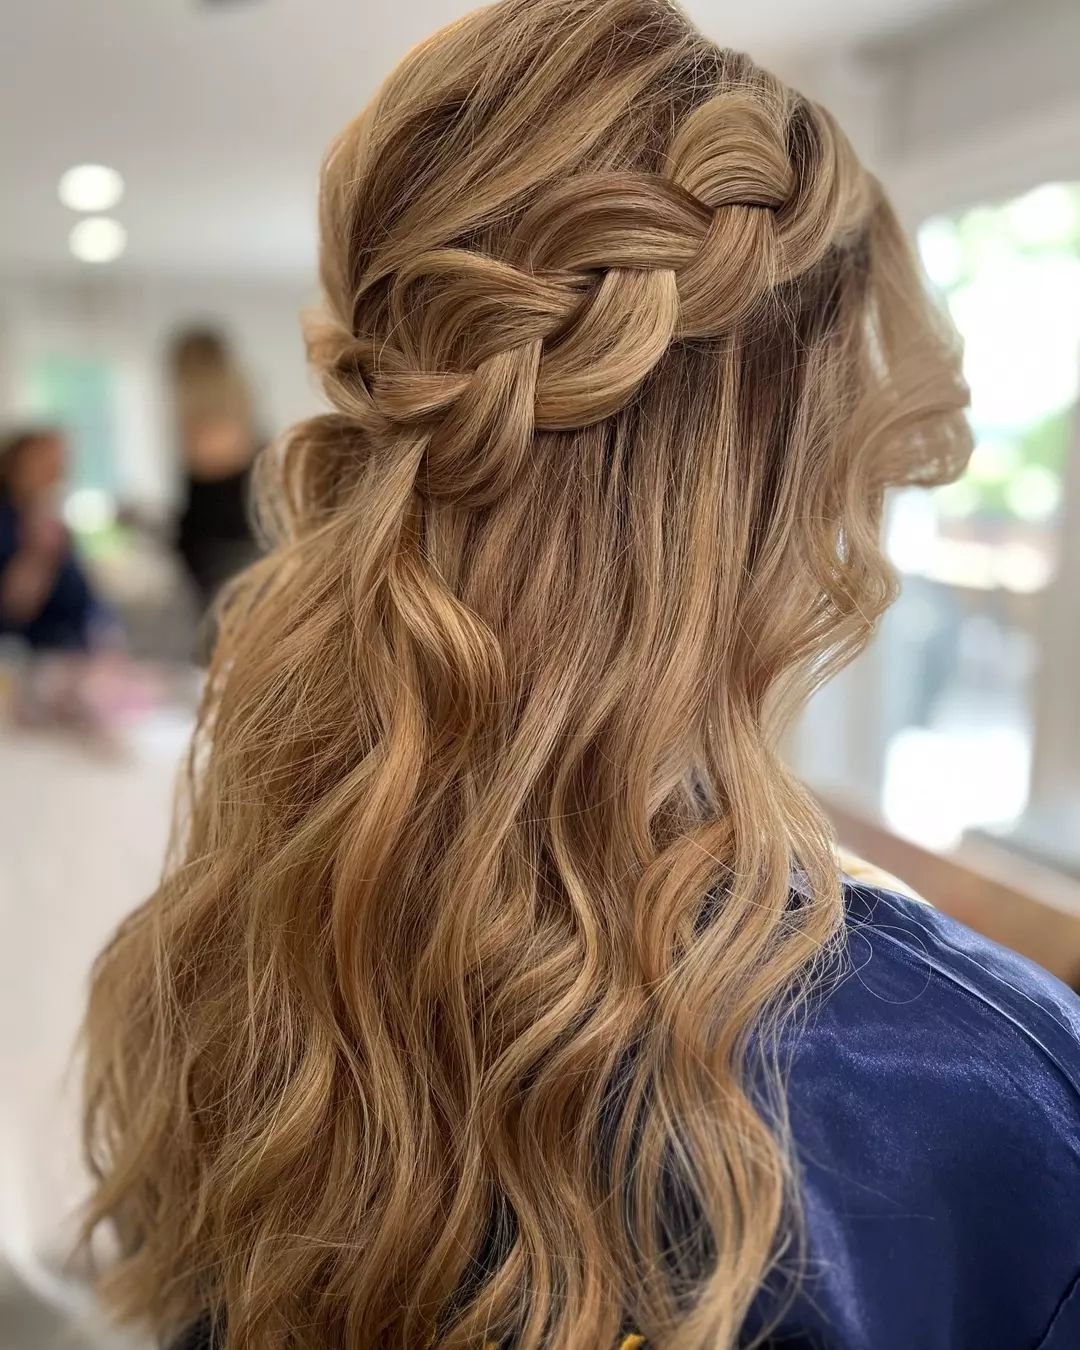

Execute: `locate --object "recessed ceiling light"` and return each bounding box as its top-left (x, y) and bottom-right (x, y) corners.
top-left (58, 163), bottom-right (125, 212)
top-left (69, 217), bottom-right (128, 264)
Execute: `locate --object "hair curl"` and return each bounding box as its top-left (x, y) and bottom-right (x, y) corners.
top-left (82, 3), bottom-right (971, 1347)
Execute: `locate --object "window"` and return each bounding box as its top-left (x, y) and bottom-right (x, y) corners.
top-left (798, 182), bottom-right (1080, 864)
top-left (28, 354), bottom-right (123, 539)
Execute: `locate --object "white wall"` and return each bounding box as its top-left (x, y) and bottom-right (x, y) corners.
top-left (0, 274), bottom-right (321, 511)
top-left (882, 0), bottom-right (1080, 160)
top-left (839, 0), bottom-right (1080, 222)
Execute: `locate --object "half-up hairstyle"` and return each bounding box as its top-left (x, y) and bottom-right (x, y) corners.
top-left (83, 2), bottom-right (971, 1347)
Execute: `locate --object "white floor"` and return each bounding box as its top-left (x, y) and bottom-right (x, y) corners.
top-left (0, 1276), bottom-right (145, 1350)
top-left (1, 708), bottom-right (192, 1349)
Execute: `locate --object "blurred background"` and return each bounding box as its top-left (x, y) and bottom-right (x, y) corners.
top-left (1, 0), bottom-right (1078, 1344)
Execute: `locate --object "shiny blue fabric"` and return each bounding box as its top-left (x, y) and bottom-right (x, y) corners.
top-left (173, 882), bottom-right (1080, 1349)
top-left (742, 882), bottom-right (1080, 1348)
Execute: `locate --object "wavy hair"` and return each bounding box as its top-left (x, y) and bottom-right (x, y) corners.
top-left (82, 2), bottom-right (971, 1346)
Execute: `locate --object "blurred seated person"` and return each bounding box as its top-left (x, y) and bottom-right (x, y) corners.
top-left (0, 427), bottom-right (104, 651)
top-left (171, 328), bottom-right (261, 610)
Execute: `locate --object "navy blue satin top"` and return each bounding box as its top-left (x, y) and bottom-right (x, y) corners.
top-left (174, 882), bottom-right (1080, 1349)
top-left (742, 882), bottom-right (1080, 1348)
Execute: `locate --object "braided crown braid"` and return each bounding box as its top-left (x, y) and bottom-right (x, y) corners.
top-left (304, 40), bottom-right (876, 507)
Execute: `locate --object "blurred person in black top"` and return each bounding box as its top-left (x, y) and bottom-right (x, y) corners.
top-left (0, 427), bottom-right (103, 650)
top-left (171, 328), bottom-right (260, 610)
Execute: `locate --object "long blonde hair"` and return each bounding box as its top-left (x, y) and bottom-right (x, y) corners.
top-left (83, 3), bottom-right (971, 1346)
top-left (170, 327), bottom-right (257, 477)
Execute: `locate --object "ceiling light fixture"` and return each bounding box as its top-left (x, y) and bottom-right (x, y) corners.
top-left (58, 163), bottom-right (125, 213)
top-left (69, 217), bottom-right (128, 264)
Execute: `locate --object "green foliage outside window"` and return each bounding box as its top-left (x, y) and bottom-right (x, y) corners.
top-left (918, 183), bottom-right (1080, 527)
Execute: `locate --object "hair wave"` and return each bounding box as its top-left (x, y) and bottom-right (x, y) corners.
top-left (83, 2), bottom-right (970, 1346)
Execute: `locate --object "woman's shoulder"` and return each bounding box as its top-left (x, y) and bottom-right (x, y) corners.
top-left (834, 878), bottom-right (1080, 1095)
top-left (759, 879), bottom-right (1080, 1349)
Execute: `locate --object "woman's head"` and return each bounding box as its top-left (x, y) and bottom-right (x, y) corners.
top-left (169, 326), bottom-right (256, 477)
top-left (294, 0), bottom-right (968, 709)
top-left (315, 0), bottom-right (868, 470)
top-left (0, 427), bottom-right (66, 505)
top-left (84, 3), bottom-right (970, 1348)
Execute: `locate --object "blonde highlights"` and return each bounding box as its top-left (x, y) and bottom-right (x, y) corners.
top-left (83, 2), bottom-right (970, 1347)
